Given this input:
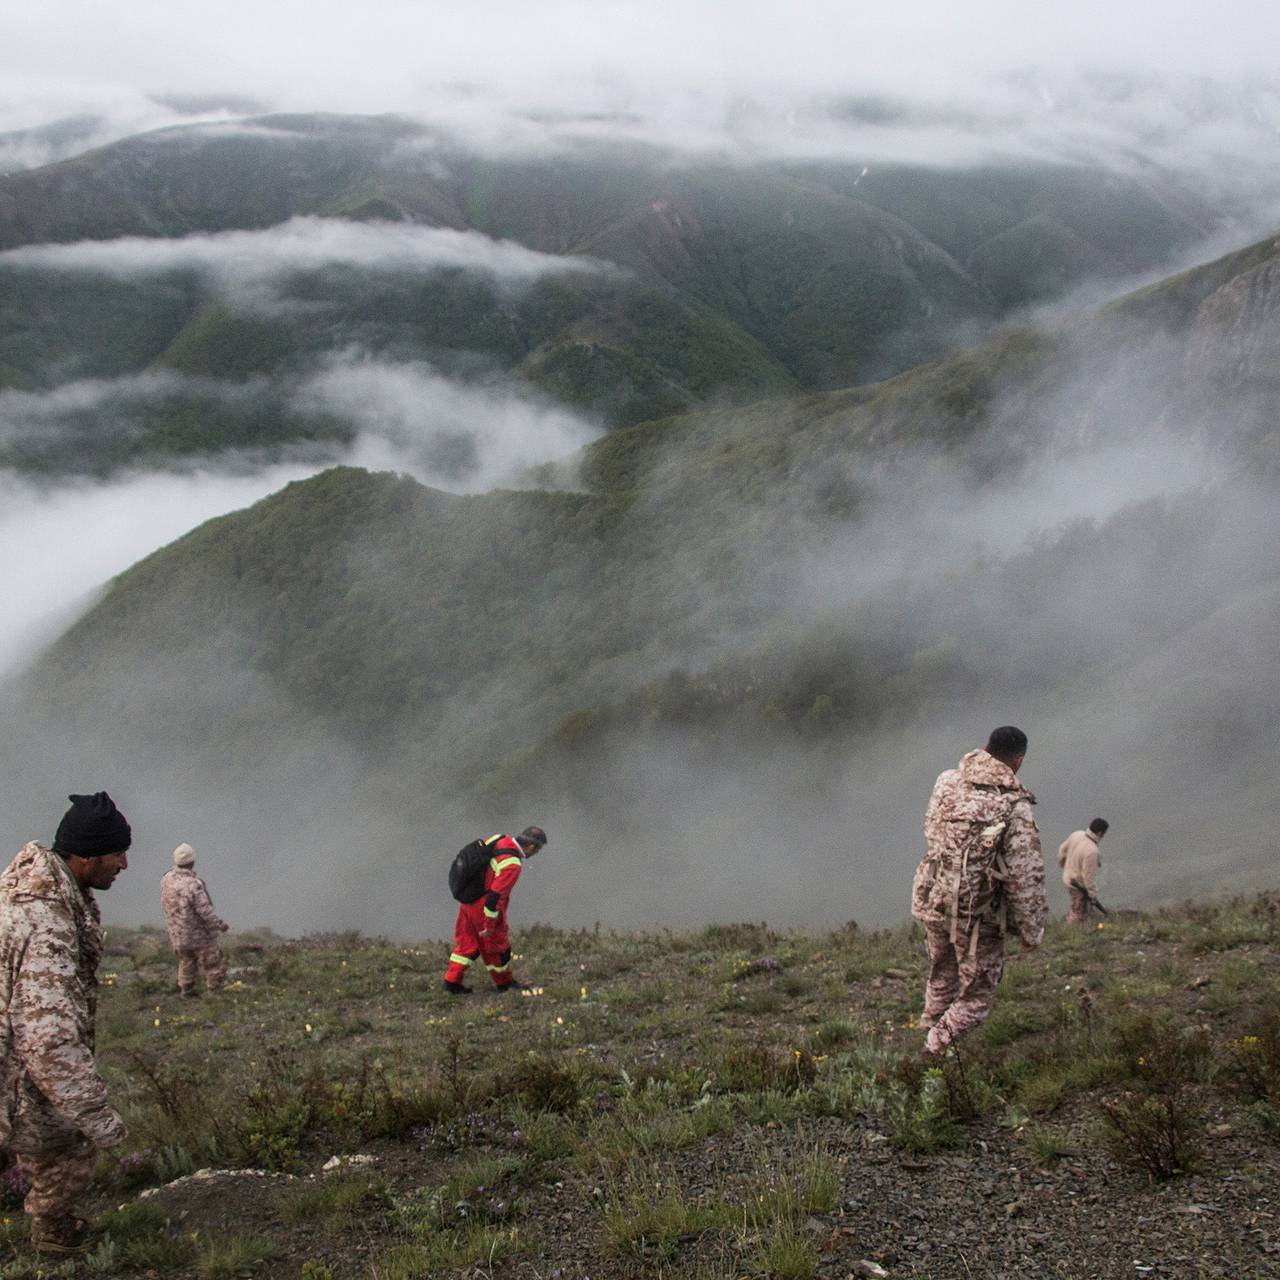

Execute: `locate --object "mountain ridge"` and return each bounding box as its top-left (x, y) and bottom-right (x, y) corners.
top-left (6, 223), bottom-right (1278, 930)
top-left (0, 112), bottom-right (1235, 473)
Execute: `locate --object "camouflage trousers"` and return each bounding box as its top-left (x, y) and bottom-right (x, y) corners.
top-left (921, 919), bottom-right (1006, 1054)
top-left (15, 1137), bottom-right (96, 1219)
top-left (176, 944), bottom-right (227, 993)
top-left (1065, 884), bottom-right (1092, 924)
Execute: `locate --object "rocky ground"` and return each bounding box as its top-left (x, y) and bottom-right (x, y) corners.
top-left (2, 896), bottom-right (1278, 1279)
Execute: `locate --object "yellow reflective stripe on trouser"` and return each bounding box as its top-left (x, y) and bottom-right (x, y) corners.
top-left (483, 906), bottom-right (500, 918)
top-left (490, 856), bottom-right (521, 874)
top-left (486, 959), bottom-right (512, 973)
top-left (449, 952), bottom-right (474, 967)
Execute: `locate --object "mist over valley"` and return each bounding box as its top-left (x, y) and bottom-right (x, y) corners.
top-left (1, 10), bottom-right (1278, 938)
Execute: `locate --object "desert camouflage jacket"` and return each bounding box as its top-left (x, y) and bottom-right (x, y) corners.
top-left (912, 749), bottom-right (1046, 950)
top-left (0, 841), bottom-right (126, 1150)
top-left (160, 867), bottom-right (227, 950)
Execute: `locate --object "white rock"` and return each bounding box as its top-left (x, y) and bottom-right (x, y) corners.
top-left (322, 1153), bottom-right (377, 1172)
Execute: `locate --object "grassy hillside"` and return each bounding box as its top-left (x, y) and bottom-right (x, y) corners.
top-left (0, 113), bottom-right (1227, 473)
top-left (1, 893), bottom-right (1276, 1277)
top-left (6, 228), bottom-right (1279, 933)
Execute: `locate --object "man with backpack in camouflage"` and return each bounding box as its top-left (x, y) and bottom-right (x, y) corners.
top-left (443, 826), bottom-right (547, 995)
top-left (911, 727), bottom-right (1046, 1056)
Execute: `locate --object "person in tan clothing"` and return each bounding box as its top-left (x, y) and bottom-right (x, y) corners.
top-left (159, 844), bottom-right (229, 996)
top-left (1058, 818), bottom-right (1108, 923)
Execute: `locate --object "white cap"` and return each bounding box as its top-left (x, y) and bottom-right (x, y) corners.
top-left (173, 843), bottom-right (196, 867)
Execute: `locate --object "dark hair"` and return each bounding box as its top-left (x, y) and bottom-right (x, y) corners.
top-left (1089, 818), bottom-right (1109, 835)
top-left (518, 825), bottom-right (548, 849)
top-left (984, 725), bottom-right (1028, 762)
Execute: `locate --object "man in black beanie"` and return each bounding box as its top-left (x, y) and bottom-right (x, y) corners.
top-left (0, 792), bottom-right (132, 1254)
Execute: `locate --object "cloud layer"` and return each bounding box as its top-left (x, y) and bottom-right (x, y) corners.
top-left (302, 356), bottom-right (602, 490)
top-left (1, 217), bottom-right (610, 302)
top-left (0, 461), bottom-right (320, 681)
top-left (6, 4), bottom-right (1280, 180)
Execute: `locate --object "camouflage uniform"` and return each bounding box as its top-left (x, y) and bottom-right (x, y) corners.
top-left (0, 842), bottom-right (127, 1226)
top-left (159, 867), bottom-right (228, 993)
top-left (911, 750), bottom-right (1045, 1053)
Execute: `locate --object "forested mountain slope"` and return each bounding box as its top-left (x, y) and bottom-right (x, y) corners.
top-left (0, 113), bottom-right (1223, 474)
top-left (4, 228), bottom-right (1277, 933)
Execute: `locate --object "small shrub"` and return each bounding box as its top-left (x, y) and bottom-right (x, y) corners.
top-left (811, 1018), bottom-right (856, 1048)
top-left (1022, 1123), bottom-right (1072, 1162)
top-left (505, 1054), bottom-right (583, 1113)
top-left (885, 1068), bottom-right (961, 1154)
top-left (1225, 1010), bottom-right (1280, 1104)
top-left (713, 1043), bottom-right (818, 1094)
top-left (1106, 1012), bottom-right (1212, 1091)
top-left (1014, 1067), bottom-right (1068, 1115)
top-left (1095, 1090), bottom-right (1201, 1181)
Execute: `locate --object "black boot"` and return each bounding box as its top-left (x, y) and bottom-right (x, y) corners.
top-left (443, 980), bottom-right (473, 995)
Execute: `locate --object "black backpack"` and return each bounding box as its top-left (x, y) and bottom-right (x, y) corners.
top-left (448, 834), bottom-right (503, 903)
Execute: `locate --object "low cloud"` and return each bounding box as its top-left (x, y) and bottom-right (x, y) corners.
top-left (0, 217), bottom-right (613, 309)
top-left (0, 356), bottom-right (601, 674)
top-left (6, 6), bottom-right (1280, 240)
top-left (0, 75), bottom-right (255, 172)
top-left (300, 356), bottom-right (602, 491)
top-left (0, 371), bottom-right (207, 444)
top-left (0, 461), bottom-right (321, 681)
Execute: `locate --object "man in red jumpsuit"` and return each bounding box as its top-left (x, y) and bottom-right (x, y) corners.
top-left (443, 826), bottom-right (547, 994)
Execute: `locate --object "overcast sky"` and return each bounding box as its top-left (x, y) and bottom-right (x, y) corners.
top-left (5, 1), bottom-right (1280, 147)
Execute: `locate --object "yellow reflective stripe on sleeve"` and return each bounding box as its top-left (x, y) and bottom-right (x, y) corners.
top-left (483, 906), bottom-right (500, 918)
top-left (483, 834), bottom-right (502, 846)
top-left (486, 960), bottom-right (512, 973)
top-left (490, 856), bottom-right (522, 874)
top-left (449, 952), bottom-right (474, 967)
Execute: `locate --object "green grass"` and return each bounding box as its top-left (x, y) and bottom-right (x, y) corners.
top-left (62, 894), bottom-right (1278, 1276)
top-left (97, 1200), bottom-right (200, 1270)
top-left (597, 1163), bottom-right (726, 1261)
top-left (744, 1224), bottom-right (819, 1278)
top-left (277, 1174), bottom-right (394, 1223)
top-left (197, 1235), bottom-right (284, 1278)
top-left (371, 1224), bottom-right (522, 1277)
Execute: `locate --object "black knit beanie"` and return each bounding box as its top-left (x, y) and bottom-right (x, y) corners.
top-left (52, 792), bottom-right (132, 858)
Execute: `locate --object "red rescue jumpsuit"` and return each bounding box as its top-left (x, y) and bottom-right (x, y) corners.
top-left (444, 836), bottom-right (524, 989)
